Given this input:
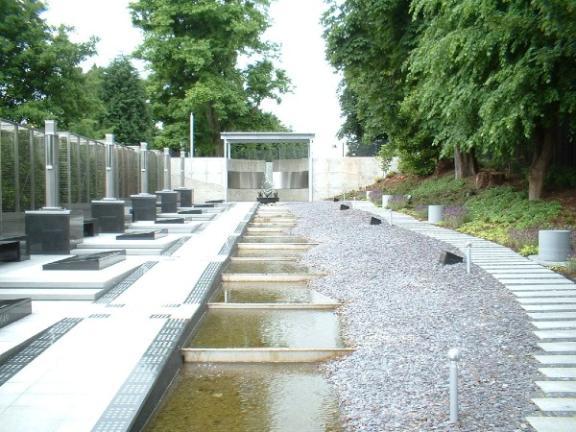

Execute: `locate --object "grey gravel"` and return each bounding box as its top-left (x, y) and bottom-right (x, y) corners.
top-left (285, 202), bottom-right (539, 432)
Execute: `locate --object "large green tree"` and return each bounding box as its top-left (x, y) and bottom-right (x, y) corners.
top-left (0, 0), bottom-right (96, 128)
top-left (130, 0), bottom-right (289, 154)
top-left (101, 56), bottom-right (154, 145)
top-left (406, 0), bottom-right (576, 198)
top-left (323, 0), bottom-right (439, 172)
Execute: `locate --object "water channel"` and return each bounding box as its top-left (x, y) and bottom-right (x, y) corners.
top-left (147, 206), bottom-right (347, 431)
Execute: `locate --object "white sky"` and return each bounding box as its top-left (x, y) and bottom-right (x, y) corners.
top-left (43, 0), bottom-right (344, 156)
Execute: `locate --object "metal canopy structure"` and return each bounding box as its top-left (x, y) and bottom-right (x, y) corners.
top-left (220, 132), bottom-right (315, 202)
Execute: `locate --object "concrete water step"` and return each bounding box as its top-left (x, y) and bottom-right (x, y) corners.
top-left (207, 302), bottom-right (339, 310)
top-left (516, 291), bottom-right (576, 298)
top-left (532, 397), bottom-right (576, 411)
top-left (181, 347), bottom-right (354, 363)
top-left (527, 416), bottom-right (576, 432)
top-left (522, 305), bottom-right (576, 312)
top-left (511, 284), bottom-right (576, 292)
top-left (502, 278), bottom-right (573, 285)
top-left (520, 298), bottom-right (576, 305)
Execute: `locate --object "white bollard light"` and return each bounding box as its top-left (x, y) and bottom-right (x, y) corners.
top-left (448, 348), bottom-right (460, 423)
top-left (466, 242), bottom-right (472, 274)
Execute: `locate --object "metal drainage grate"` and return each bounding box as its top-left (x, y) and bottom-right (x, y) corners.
top-left (149, 314), bottom-right (171, 319)
top-left (89, 314), bottom-right (111, 319)
top-left (218, 235), bottom-right (238, 255)
top-left (234, 221), bottom-right (246, 234)
top-left (92, 319), bottom-right (188, 432)
top-left (184, 261), bottom-right (222, 304)
top-left (0, 318), bottom-right (82, 386)
top-left (161, 236), bottom-right (191, 256)
top-left (97, 262), bottom-right (158, 304)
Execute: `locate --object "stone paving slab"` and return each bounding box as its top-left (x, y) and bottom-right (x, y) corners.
top-left (536, 381), bottom-right (576, 393)
top-left (536, 330), bottom-right (576, 339)
top-left (502, 278), bottom-right (573, 285)
top-left (532, 397), bottom-right (576, 411)
top-left (523, 304), bottom-right (576, 312)
top-left (520, 298), bottom-right (576, 305)
top-left (535, 355), bottom-right (576, 364)
top-left (529, 312), bottom-right (576, 320)
top-left (539, 368), bottom-right (576, 378)
top-left (512, 285), bottom-right (576, 292)
top-left (516, 291), bottom-right (576, 298)
top-left (538, 342), bottom-right (576, 352)
top-left (533, 321), bottom-right (576, 329)
top-left (527, 416), bottom-right (576, 432)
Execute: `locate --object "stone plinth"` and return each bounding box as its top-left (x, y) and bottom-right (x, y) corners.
top-left (130, 194), bottom-right (157, 222)
top-left (91, 200), bottom-right (126, 233)
top-left (175, 188), bottom-right (193, 207)
top-left (25, 210), bottom-right (71, 255)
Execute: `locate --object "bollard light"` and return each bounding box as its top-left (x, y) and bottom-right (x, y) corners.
top-left (465, 242), bottom-right (472, 274)
top-left (448, 348), bottom-right (460, 424)
top-left (388, 208), bottom-right (393, 226)
top-left (163, 147), bottom-right (171, 190)
top-left (180, 147), bottom-right (186, 188)
top-left (104, 133), bottom-right (116, 199)
top-left (139, 142), bottom-right (148, 194)
top-left (44, 120), bottom-right (59, 209)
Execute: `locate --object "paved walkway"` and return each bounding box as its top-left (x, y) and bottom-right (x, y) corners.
top-left (0, 202), bottom-right (255, 431)
top-left (354, 201), bottom-right (576, 432)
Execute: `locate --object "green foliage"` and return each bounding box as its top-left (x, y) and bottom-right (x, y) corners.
top-left (545, 166), bottom-right (576, 190)
top-left (409, 176), bottom-right (469, 204)
top-left (519, 244), bottom-right (538, 257)
top-left (131, 0), bottom-right (290, 153)
top-left (0, 0), bottom-right (96, 128)
top-left (463, 187), bottom-right (562, 229)
top-left (101, 56), bottom-right (154, 145)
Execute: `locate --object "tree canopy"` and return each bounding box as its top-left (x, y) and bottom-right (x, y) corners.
top-left (130, 0), bottom-right (290, 154)
top-left (323, 0), bottom-right (576, 199)
top-left (0, 0), bottom-right (96, 128)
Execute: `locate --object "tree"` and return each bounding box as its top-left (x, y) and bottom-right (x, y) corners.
top-left (100, 56), bottom-right (154, 145)
top-left (0, 0), bottom-right (96, 128)
top-left (130, 0), bottom-right (290, 154)
top-left (323, 0), bottom-right (439, 172)
top-left (407, 0), bottom-right (576, 198)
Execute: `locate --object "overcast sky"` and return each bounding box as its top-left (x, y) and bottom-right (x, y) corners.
top-left (43, 0), bottom-right (344, 156)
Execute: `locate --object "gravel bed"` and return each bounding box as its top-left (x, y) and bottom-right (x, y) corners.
top-left (285, 202), bottom-right (538, 432)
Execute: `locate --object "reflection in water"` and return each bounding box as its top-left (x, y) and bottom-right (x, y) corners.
top-left (240, 236), bottom-right (311, 243)
top-left (146, 364), bottom-right (342, 432)
top-left (213, 286), bottom-right (331, 303)
top-left (188, 310), bottom-right (344, 348)
top-left (226, 261), bottom-right (311, 274)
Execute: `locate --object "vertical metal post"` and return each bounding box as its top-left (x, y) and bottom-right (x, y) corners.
top-left (29, 128), bottom-right (36, 209)
top-left (388, 208), bottom-right (393, 226)
top-left (105, 134), bottom-right (115, 199)
top-left (163, 147), bottom-right (171, 190)
top-left (466, 243), bottom-right (472, 274)
top-left (180, 148), bottom-right (186, 188)
top-left (44, 120), bottom-right (60, 209)
top-left (14, 124), bottom-right (20, 212)
top-left (448, 348), bottom-right (460, 423)
top-left (140, 142), bottom-right (148, 194)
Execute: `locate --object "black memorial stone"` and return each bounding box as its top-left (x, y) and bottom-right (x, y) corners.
top-left (0, 235), bottom-right (29, 262)
top-left (156, 191), bottom-right (178, 213)
top-left (340, 204), bottom-right (350, 210)
top-left (370, 217), bottom-right (382, 225)
top-left (91, 200), bottom-right (125, 233)
top-left (178, 209), bottom-right (203, 215)
top-left (25, 211), bottom-right (71, 254)
top-left (333, 197), bottom-right (340, 202)
top-left (193, 204), bottom-right (215, 208)
top-left (175, 188), bottom-right (193, 207)
top-left (257, 197), bottom-right (279, 204)
top-left (43, 250), bottom-right (126, 271)
top-left (439, 251), bottom-right (464, 265)
top-left (131, 195), bottom-right (157, 222)
top-left (116, 230), bottom-right (168, 240)
top-left (206, 199), bottom-right (224, 204)
top-left (0, 298), bottom-right (32, 329)
top-left (156, 217), bottom-right (185, 224)
top-left (83, 218), bottom-right (99, 237)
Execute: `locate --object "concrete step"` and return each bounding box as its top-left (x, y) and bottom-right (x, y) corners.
top-left (516, 291), bottom-right (576, 298)
top-left (532, 397), bottom-right (576, 411)
top-left (535, 330), bottom-right (576, 339)
top-left (536, 381), bottom-right (576, 393)
top-left (529, 312), bottom-right (576, 320)
top-left (539, 368), bottom-right (576, 378)
top-left (520, 298), bottom-right (576, 305)
top-left (533, 322), bottom-right (576, 329)
top-left (523, 305), bottom-right (576, 312)
top-left (527, 416), bottom-right (576, 432)
top-left (512, 285), bottom-right (576, 292)
top-left (538, 342), bottom-right (576, 352)
top-left (503, 279), bottom-right (573, 285)
top-left (535, 355), bottom-right (576, 364)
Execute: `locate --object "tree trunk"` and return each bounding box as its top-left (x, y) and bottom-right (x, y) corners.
top-left (528, 127), bottom-right (554, 200)
top-left (206, 104), bottom-right (223, 157)
top-left (454, 147), bottom-right (478, 179)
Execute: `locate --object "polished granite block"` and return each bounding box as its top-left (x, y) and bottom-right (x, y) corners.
top-left (25, 210), bottom-right (71, 255)
top-left (155, 217), bottom-right (185, 224)
top-left (131, 195), bottom-right (157, 222)
top-left (116, 230), bottom-right (168, 240)
top-left (0, 235), bottom-right (29, 262)
top-left (156, 191), bottom-right (178, 213)
top-left (178, 209), bottom-right (203, 215)
top-left (43, 250), bottom-right (126, 271)
top-left (175, 188), bottom-right (193, 207)
top-left (83, 218), bottom-right (99, 237)
top-left (91, 200), bottom-right (126, 233)
top-left (0, 298), bottom-right (32, 329)
top-left (205, 199), bottom-right (224, 204)
top-left (193, 204), bottom-right (215, 208)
